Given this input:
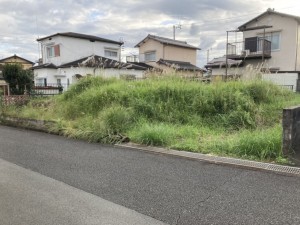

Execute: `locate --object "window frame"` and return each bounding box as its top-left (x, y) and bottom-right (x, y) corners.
top-left (46, 44), bottom-right (60, 58)
top-left (104, 49), bottom-right (118, 58)
top-left (144, 51), bottom-right (156, 62)
top-left (258, 31), bottom-right (281, 51)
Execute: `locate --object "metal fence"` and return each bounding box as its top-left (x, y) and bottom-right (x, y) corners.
top-left (30, 83), bottom-right (68, 96)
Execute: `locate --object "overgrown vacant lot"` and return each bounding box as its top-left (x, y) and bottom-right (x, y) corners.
top-left (3, 76), bottom-right (300, 163)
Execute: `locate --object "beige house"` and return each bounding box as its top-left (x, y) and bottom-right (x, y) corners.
top-left (206, 9), bottom-right (300, 91)
top-left (0, 54), bottom-right (34, 70)
top-left (135, 34), bottom-right (203, 75)
top-left (0, 55), bottom-right (33, 95)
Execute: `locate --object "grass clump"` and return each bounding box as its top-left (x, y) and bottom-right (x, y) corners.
top-left (3, 75), bottom-right (300, 163)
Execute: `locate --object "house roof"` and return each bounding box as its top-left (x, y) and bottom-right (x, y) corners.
top-left (37, 32), bottom-right (123, 45)
top-left (127, 62), bottom-right (154, 70)
top-left (135, 34), bottom-right (201, 50)
top-left (59, 55), bottom-right (150, 70)
top-left (238, 9), bottom-right (300, 31)
top-left (205, 56), bottom-right (243, 68)
top-left (0, 54), bottom-right (34, 65)
top-left (157, 59), bottom-right (203, 71)
top-left (32, 63), bottom-right (57, 70)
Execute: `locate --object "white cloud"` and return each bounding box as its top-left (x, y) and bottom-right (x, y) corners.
top-left (0, 0), bottom-right (299, 67)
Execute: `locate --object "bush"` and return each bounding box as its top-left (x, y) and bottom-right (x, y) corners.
top-left (2, 63), bottom-right (33, 95)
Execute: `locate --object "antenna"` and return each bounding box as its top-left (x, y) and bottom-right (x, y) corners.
top-left (173, 24), bottom-right (182, 40)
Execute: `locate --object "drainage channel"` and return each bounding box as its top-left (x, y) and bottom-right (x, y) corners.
top-left (116, 143), bottom-right (300, 177)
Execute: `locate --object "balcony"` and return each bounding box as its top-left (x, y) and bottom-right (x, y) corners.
top-left (227, 37), bottom-right (271, 60)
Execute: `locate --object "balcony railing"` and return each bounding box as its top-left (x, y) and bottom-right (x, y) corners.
top-left (227, 37), bottom-right (271, 60)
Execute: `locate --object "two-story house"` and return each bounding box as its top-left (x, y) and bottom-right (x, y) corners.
top-left (206, 9), bottom-right (300, 91)
top-left (135, 34), bottom-right (203, 76)
top-left (33, 32), bottom-right (149, 89)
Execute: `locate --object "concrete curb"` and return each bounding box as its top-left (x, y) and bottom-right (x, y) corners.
top-left (0, 116), bottom-right (59, 134)
top-left (116, 142), bottom-right (300, 177)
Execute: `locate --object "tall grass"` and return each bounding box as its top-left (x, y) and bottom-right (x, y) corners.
top-left (3, 75), bottom-right (299, 162)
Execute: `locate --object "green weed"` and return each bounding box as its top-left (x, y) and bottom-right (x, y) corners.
top-left (2, 75), bottom-right (300, 162)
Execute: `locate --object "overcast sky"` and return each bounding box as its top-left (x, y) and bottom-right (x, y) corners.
top-left (0, 0), bottom-right (300, 67)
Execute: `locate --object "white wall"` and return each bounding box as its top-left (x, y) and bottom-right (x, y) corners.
top-left (34, 66), bottom-right (145, 91)
top-left (40, 36), bottom-right (121, 66)
top-left (211, 67), bottom-right (243, 76)
top-left (262, 73), bottom-right (298, 92)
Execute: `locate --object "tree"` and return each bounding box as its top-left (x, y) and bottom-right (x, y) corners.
top-left (2, 63), bottom-right (33, 95)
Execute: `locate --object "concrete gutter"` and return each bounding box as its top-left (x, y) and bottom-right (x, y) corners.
top-left (116, 142), bottom-right (300, 177)
top-left (2, 116), bottom-right (300, 177)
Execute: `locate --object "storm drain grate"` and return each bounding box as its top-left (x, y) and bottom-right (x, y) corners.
top-left (118, 143), bottom-right (300, 176)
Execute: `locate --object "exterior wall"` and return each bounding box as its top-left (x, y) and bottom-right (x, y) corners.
top-left (138, 39), bottom-right (164, 65)
top-left (211, 67), bottom-right (243, 76)
top-left (34, 68), bottom-right (58, 85)
top-left (210, 65), bottom-right (298, 91)
top-left (243, 13), bottom-right (299, 71)
top-left (297, 24), bottom-right (300, 71)
top-left (34, 67), bottom-right (145, 91)
top-left (138, 39), bottom-right (198, 66)
top-left (40, 36), bottom-right (121, 66)
top-left (0, 57), bottom-right (33, 70)
top-left (164, 45), bottom-right (197, 65)
top-left (262, 73), bottom-right (298, 92)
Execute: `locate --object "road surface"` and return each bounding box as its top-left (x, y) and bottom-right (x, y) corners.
top-left (1, 125), bottom-right (300, 225)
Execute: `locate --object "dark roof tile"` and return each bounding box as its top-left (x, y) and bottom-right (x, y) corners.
top-left (135, 34), bottom-right (201, 50)
top-left (157, 59), bottom-right (203, 71)
top-left (37, 32), bottom-right (123, 45)
top-left (59, 55), bottom-right (149, 70)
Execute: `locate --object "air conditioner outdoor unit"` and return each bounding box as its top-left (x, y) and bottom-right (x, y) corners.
top-left (241, 49), bottom-right (250, 56)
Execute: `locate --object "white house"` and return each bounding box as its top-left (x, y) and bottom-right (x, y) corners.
top-left (33, 32), bottom-right (150, 90)
top-left (38, 32), bottom-right (122, 66)
top-left (206, 9), bottom-right (300, 91)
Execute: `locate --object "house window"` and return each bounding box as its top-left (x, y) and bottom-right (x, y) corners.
top-left (36, 78), bottom-right (47, 87)
top-left (47, 44), bottom-right (60, 58)
top-left (145, 51), bottom-right (156, 62)
top-left (259, 32), bottom-right (280, 51)
top-left (105, 49), bottom-right (118, 58)
top-left (57, 79), bottom-right (61, 86)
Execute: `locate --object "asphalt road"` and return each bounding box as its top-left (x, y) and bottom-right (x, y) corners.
top-left (0, 158), bottom-right (166, 225)
top-left (1, 125), bottom-right (300, 225)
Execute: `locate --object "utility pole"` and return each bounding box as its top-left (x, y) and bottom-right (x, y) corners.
top-left (207, 49), bottom-right (210, 63)
top-left (173, 24), bottom-right (182, 40)
top-left (225, 31), bottom-right (229, 81)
